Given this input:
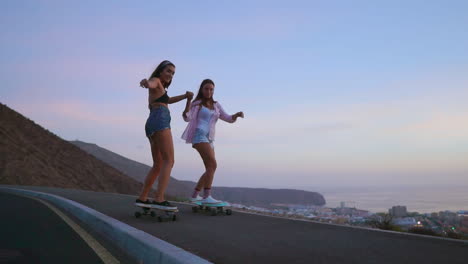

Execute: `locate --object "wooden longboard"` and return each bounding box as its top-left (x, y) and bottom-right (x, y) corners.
top-left (134, 203), bottom-right (178, 222)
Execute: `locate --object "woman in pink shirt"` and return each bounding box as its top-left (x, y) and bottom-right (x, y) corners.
top-left (182, 79), bottom-right (244, 204)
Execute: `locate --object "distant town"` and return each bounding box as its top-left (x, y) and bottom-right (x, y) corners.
top-left (230, 202), bottom-right (468, 240)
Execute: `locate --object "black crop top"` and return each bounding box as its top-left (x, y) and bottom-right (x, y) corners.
top-left (153, 91), bottom-right (169, 104)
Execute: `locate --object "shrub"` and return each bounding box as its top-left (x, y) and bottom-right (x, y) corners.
top-left (408, 227), bottom-right (439, 236)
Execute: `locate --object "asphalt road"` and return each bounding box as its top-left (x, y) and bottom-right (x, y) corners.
top-left (0, 192), bottom-right (107, 264)
top-left (2, 185), bottom-right (467, 264)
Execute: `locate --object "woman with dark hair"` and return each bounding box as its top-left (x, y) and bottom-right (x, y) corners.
top-left (136, 60), bottom-right (193, 210)
top-left (182, 79), bottom-right (244, 204)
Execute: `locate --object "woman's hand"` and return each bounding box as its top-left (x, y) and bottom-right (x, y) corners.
top-left (182, 92), bottom-right (193, 119)
top-left (185, 91), bottom-right (194, 100)
top-left (233, 111), bottom-right (244, 121)
top-left (140, 79), bottom-right (149, 88)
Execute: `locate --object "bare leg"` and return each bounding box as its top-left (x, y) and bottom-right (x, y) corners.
top-left (138, 137), bottom-right (162, 201)
top-left (153, 128), bottom-right (175, 202)
top-left (193, 143), bottom-right (217, 190)
top-left (195, 172), bottom-right (207, 191)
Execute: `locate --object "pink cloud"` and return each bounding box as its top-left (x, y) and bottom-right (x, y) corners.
top-left (12, 100), bottom-right (142, 127)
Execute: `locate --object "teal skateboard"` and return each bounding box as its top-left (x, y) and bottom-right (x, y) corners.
top-left (191, 201), bottom-right (233, 216)
top-left (134, 203), bottom-right (178, 222)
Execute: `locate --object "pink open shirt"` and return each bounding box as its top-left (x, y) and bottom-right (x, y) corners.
top-left (181, 100), bottom-right (235, 144)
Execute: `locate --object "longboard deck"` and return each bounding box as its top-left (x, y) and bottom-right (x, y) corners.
top-left (135, 203), bottom-right (178, 212)
top-left (134, 203), bottom-right (178, 222)
top-left (192, 201), bottom-right (230, 207)
top-left (191, 201), bottom-right (233, 216)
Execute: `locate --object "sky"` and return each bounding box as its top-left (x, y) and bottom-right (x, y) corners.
top-left (1, 0), bottom-right (467, 190)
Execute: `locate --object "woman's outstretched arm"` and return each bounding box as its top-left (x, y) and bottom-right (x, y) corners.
top-left (218, 102), bottom-right (244, 123)
top-left (139, 78), bottom-right (161, 90)
top-left (168, 91), bottom-right (193, 104)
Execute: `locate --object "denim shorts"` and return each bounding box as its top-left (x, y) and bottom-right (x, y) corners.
top-left (145, 106), bottom-right (171, 138)
top-left (192, 128), bottom-right (214, 148)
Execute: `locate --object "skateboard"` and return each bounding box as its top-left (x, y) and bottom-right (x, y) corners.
top-left (191, 201), bottom-right (233, 216)
top-left (134, 203), bottom-right (178, 222)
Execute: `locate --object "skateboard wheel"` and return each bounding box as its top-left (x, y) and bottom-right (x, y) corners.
top-left (157, 216), bottom-right (163, 222)
top-left (192, 206), bottom-right (198, 213)
top-left (150, 211), bottom-right (156, 217)
top-left (226, 209), bottom-right (232, 215)
top-left (210, 208), bottom-right (217, 216)
top-left (135, 212), bottom-right (141, 218)
top-left (172, 215), bottom-right (177, 221)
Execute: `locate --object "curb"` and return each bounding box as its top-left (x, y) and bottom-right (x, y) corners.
top-left (0, 187), bottom-right (212, 264)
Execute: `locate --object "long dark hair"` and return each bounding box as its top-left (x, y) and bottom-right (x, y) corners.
top-left (149, 60), bottom-right (175, 88)
top-left (194, 79), bottom-right (216, 106)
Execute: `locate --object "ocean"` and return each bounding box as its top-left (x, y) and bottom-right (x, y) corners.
top-left (300, 185), bottom-right (468, 213)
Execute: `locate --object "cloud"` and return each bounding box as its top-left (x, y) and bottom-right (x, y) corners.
top-left (395, 112), bottom-right (468, 139)
top-left (211, 86), bottom-right (468, 178)
top-left (10, 100), bottom-right (143, 127)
